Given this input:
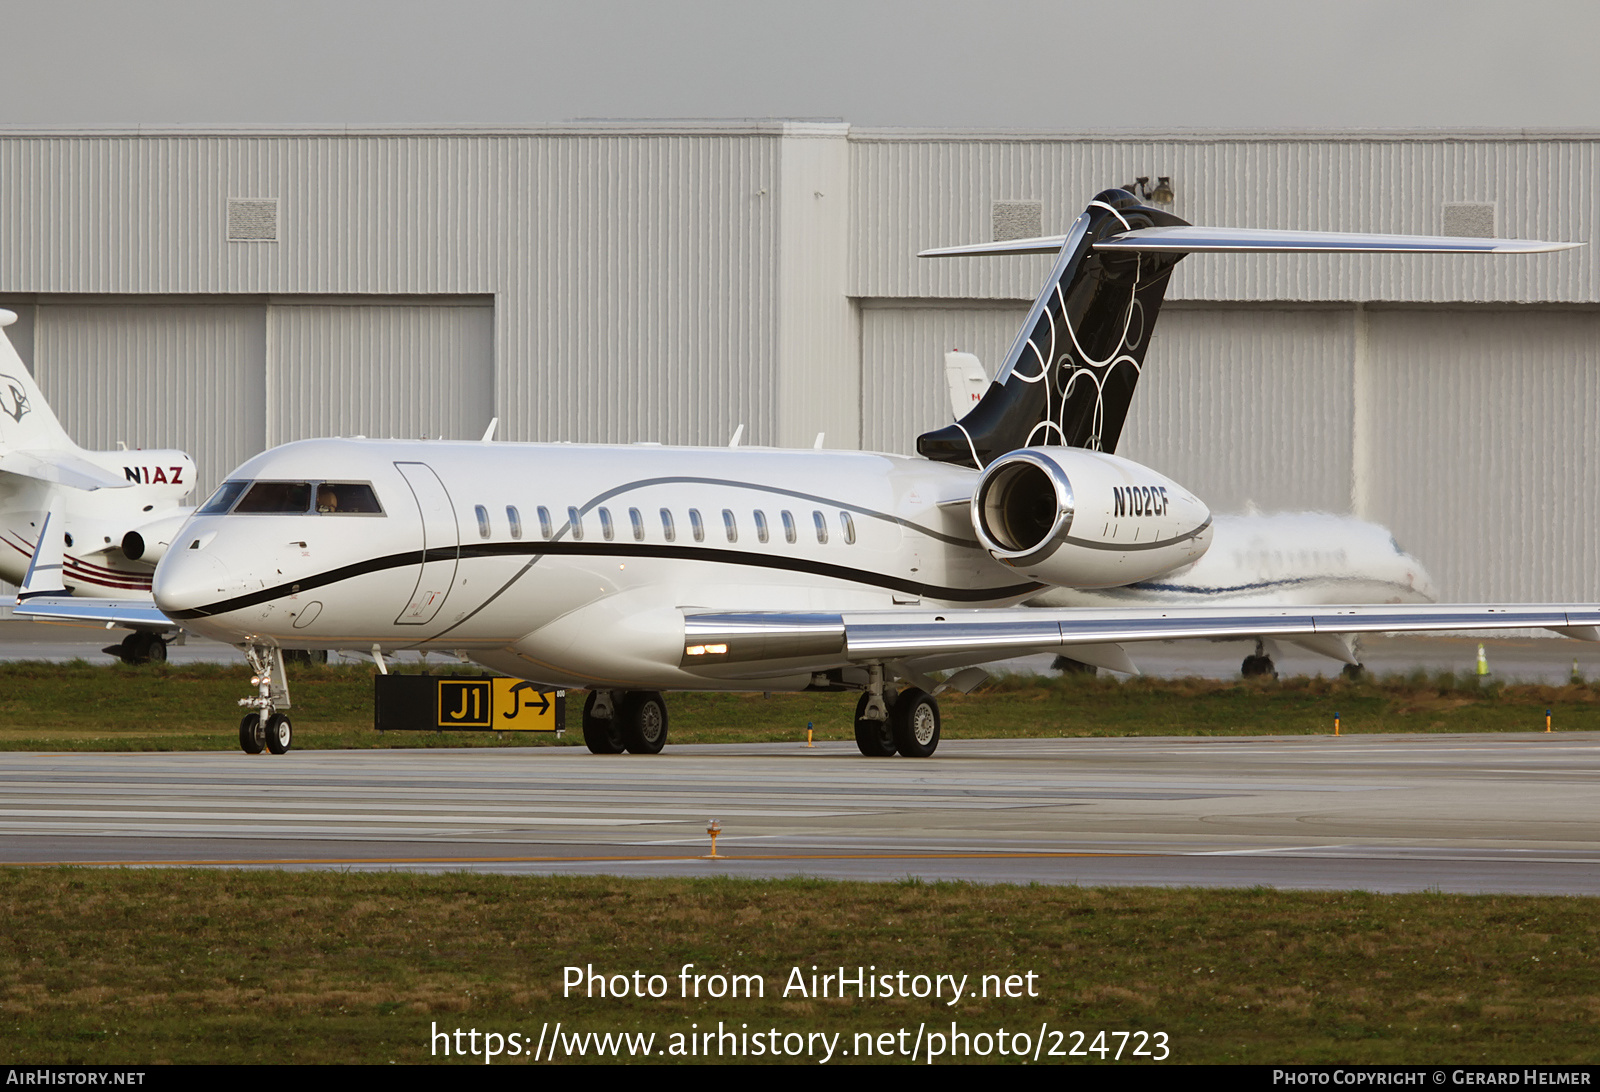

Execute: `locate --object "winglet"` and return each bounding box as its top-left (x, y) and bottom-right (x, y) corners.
top-left (18, 511), bottom-right (67, 600)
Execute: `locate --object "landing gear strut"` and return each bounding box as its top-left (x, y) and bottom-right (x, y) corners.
top-left (581, 689), bottom-right (669, 755)
top-left (105, 631), bottom-right (168, 665)
top-left (238, 643), bottom-right (293, 755)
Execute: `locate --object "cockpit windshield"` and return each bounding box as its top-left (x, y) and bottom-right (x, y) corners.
top-left (199, 480), bottom-right (384, 516)
top-left (198, 480), bottom-right (249, 514)
top-left (235, 482), bottom-right (313, 513)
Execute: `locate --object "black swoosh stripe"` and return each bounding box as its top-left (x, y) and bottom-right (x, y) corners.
top-left (568, 475), bottom-right (981, 548)
top-left (164, 541), bottom-right (1045, 619)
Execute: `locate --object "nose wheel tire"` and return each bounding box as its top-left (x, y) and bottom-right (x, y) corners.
top-left (618, 691), bottom-right (669, 754)
top-left (238, 713), bottom-right (266, 755)
top-left (890, 688), bottom-right (941, 758)
top-left (853, 693), bottom-right (897, 757)
top-left (580, 691), bottom-right (626, 754)
top-left (265, 714), bottom-right (293, 755)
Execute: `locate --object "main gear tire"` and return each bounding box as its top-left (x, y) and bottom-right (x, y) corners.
top-left (580, 691), bottom-right (625, 754)
top-left (890, 687), bottom-right (941, 758)
top-left (852, 692), bottom-right (897, 757)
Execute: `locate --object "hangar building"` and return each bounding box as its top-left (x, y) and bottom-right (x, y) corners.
top-left (0, 122), bottom-right (1594, 603)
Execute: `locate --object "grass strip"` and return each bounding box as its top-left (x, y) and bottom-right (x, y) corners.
top-left (0, 662), bottom-right (1597, 751)
top-left (1, 869), bottom-right (1595, 1064)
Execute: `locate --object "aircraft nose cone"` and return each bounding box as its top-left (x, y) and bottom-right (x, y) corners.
top-left (152, 551), bottom-right (231, 616)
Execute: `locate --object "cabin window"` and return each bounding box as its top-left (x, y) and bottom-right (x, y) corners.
top-left (235, 481), bottom-right (313, 514)
top-left (813, 510), bottom-right (828, 544)
top-left (474, 505), bottom-right (490, 538)
top-left (660, 508), bottom-right (676, 542)
top-left (754, 510), bottom-right (769, 544)
top-left (840, 511), bottom-right (856, 545)
top-left (537, 506), bottom-right (553, 539)
top-left (507, 506), bottom-right (522, 540)
top-left (199, 480), bottom-right (249, 514)
top-left (568, 505), bottom-right (583, 541)
top-left (722, 509), bottom-right (737, 543)
top-left (629, 507), bottom-right (644, 541)
top-left (599, 507), bottom-right (615, 541)
top-left (781, 510), bottom-right (796, 544)
top-left (689, 509), bottom-right (705, 542)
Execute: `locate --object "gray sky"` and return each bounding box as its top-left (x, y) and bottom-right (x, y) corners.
top-left (3, 0), bottom-right (1597, 130)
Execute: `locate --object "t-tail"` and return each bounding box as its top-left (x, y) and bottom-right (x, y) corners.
top-left (0, 309), bottom-right (129, 490)
top-left (917, 189), bottom-right (1189, 467)
top-left (916, 189), bottom-right (1581, 469)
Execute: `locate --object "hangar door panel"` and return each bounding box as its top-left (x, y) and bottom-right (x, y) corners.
top-left (859, 302), bottom-right (1028, 455)
top-left (1117, 306), bottom-right (1354, 515)
top-left (1364, 308), bottom-right (1600, 604)
top-left (32, 304), bottom-right (267, 499)
top-left (269, 303), bottom-right (493, 447)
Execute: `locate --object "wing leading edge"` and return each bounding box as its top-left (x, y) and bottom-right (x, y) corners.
top-left (681, 605), bottom-right (1600, 678)
top-left (11, 595), bottom-right (178, 632)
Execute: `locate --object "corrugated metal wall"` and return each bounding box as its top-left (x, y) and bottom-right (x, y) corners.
top-left (32, 301), bottom-right (267, 499)
top-left (1119, 304), bottom-right (1356, 515)
top-left (858, 300), bottom-right (1027, 454)
top-left (848, 131), bottom-right (1599, 304)
top-left (268, 300), bottom-right (493, 448)
top-left (1, 124), bottom-right (1597, 604)
top-left (0, 126), bottom-right (795, 449)
top-left (1363, 306), bottom-right (1600, 602)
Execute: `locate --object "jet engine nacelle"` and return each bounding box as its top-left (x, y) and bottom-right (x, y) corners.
top-left (970, 447), bottom-right (1212, 588)
top-left (120, 512), bottom-right (191, 565)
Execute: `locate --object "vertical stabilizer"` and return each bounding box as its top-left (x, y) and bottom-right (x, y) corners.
top-left (917, 190), bottom-right (1189, 467)
top-left (0, 310), bottom-right (78, 454)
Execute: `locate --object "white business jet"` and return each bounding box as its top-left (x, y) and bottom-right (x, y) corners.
top-left (942, 350), bottom-right (1439, 677)
top-left (139, 189), bottom-right (1595, 759)
top-left (0, 309), bottom-right (191, 662)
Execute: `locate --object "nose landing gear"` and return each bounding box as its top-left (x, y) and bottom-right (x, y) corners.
top-left (238, 643), bottom-right (293, 755)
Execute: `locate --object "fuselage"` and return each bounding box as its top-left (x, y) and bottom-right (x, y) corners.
top-left (0, 450), bottom-right (194, 598)
top-left (153, 438), bottom-right (1057, 688)
top-left (1032, 512), bottom-right (1437, 610)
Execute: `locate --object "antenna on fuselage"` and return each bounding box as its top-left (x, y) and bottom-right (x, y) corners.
top-left (728, 424), bottom-right (744, 448)
top-left (480, 417), bottom-right (498, 442)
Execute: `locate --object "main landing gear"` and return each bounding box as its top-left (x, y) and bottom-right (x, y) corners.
top-left (104, 631), bottom-right (170, 665)
top-left (853, 665), bottom-right (942, 758)
top-left (237, 642), bottom-right (293, 755)
top-left (581, 689), bottom-right (670, 755)
top-left (1241, 639), bottom-right (1278, 680)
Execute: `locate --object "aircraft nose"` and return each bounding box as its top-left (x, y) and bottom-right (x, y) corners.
top-left (152, 551), bottom-right (232, 616)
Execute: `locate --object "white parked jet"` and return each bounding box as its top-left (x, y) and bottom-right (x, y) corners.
top-left (1036, 512), bottom-right (1438, 677)
top-left (0, 309), bottom-right (192, 662)
top-left (135, 189), bottom-right (1595, 758)
top-left (940, 350), bottom-right (1439, 677)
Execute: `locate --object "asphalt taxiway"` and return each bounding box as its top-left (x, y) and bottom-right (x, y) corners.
top-left (3, 734), bottom-right (1597, 893)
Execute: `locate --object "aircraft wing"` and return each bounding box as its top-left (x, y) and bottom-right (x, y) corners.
top-left (680, 605), bottom-right (1600, 677)
top-left (11, 595), bottom-right (178, 632)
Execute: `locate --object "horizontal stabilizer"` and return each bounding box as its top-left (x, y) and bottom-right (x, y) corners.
top-left (920, 229), bottom-right (1582, 258)
top-left (0, 449), bottom-right (131, 491)
top-left (1096, 226), bottom-right (1583, 254)
top-left (12, 595), bottom-right (177, 632)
